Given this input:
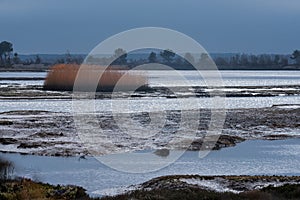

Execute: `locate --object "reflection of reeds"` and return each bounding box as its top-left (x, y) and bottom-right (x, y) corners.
top-left (0, 158), bottom-right (14, 180)
top-left (43, 64), bottom-right (148, 92)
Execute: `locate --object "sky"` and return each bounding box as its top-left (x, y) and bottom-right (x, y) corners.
top-left (0, 0), bottom-right (299, 54)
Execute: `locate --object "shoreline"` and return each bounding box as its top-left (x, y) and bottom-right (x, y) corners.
top-left (1, 68), bottom-right (300, 72)
top-left (0, 84), bottom-right (300, 100)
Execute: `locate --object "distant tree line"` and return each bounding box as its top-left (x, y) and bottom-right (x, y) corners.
top-left (1, 40), bottom-right (299, 70)
top-left (54, 51), bottom-right (84, 65)
top-left (213, 53), bottom-right (291, 69)
top-left (86, 48), bottom-right (127, 66)
top-left (89, 48), bottom-right (300, 70)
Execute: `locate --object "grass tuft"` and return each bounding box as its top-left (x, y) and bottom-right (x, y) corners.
top-left (43, 64), bottom-right (148, 92)
top-left (0, 158), bottom-right (14, 180)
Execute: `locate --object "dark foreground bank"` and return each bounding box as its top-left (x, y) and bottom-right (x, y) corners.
top-left (1, 175), bottom-right (300, 200)
top-left (101, 184), bottom-right (300, 200)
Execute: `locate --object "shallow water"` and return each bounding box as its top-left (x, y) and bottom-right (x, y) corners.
top-left (1, 70), bottom-right (299, 112)
top-left (0, 95), bottom-right (299, 113)
top-left (1, 70), bottom-right (299, 197)
top-left (148, 70), bottom-right (300, 87)
top-left (0, 72), bottom-right (47, 78)
top-left (1, 139), bottom-right (299, 196)
top-left (1, 70), bottom-right (300, 87)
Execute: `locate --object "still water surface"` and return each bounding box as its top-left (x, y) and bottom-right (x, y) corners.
top-left (1, 70), bottom-right (300, 86)
top-left (1, 139), bottom-right (300, 196)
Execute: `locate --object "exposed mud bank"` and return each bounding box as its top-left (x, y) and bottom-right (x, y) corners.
top-left (0, 105), bottom-right (299, 156)
top-left (1, 84), bottom-right (300, 100)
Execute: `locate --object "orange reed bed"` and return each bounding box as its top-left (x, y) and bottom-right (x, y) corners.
top-left (43, 64), bottom-right (148, 92)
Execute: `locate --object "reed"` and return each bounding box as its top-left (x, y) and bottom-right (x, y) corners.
top-left (0, 158), bottom-right (14, 180)
top-left (43, 64), bottom-right (148, 92)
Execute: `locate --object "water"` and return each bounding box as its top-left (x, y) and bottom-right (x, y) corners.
top-left (0, 80), bottom-right (44, 86)
top-left (0, 72), bottom-right (47, 78)
top-left (0, 72), bottom-right (46, 86)
top-left (0, 95), bottom-right (299, 113)
top-left (1, 139), bottom-right (300, 196)
top-left (0, 70), bottom-right (299, 196)
top-left (1, 70), bottom-right (300, 87)
top-left (147, 70), bottom-right (300, 86)
top-left (0, 70), bottom-right (299, 112)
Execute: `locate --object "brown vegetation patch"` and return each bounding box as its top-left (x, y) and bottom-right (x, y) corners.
top-left (0, 178), bottom-right (94, 200)
top-left (43, 64), bottom-right (148, 92)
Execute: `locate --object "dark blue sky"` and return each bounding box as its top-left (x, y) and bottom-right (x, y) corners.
top-left (0, 0), bottom-right (299, 54)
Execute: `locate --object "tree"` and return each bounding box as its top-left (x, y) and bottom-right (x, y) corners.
top-left (160, 49), bottom-right (175, 63)
top-left (13, 53), bottom-right (21, 64)
top-left (174, 57), bottom-right (184, 66)
top-left (264, 54), bottom-right (272, 66)
top-left (280, 57), bottom-right (288, 66)
top-left (258, 55), bottom-right (266, 66)
top-left (184, 52), bottom-right (195, 66)
top-left (0, 41), bottom-right (13, 66)
top-left (274, 55), bottom-right (280, 66)
top-left (64, 51), bottom-right (83, 64)
top-left (240, 54), bottom-right (249, 66)
top-left (215, 57), bottom-right (228, 66)
top-left (35, 55), bottom-right (41, 64)
top-left (65, 51), bottom-right (72, 64)
top-left (249, 55), bottom-right (258, 66)
top-left (199, 53), bottom-right (212, 68)
top-left (56, 58), bottom-right (65, 64)
top-left (291, 50), bottom-right (300, 65)
top-left (229, 54), bottom-right (240, 66)
top-left (113, 48), bottom-right (127, 65)
top-left (148, 52), bottom-right (157, 63)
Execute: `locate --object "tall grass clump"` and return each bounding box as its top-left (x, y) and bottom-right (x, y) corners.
top-left (43, 64), bottom-right (148, 92)
top-left (0, 158), bottom-right (14, 180)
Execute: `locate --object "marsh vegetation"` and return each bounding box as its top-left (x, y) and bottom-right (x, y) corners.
top-left (43, 64), bottom-right (148, 92)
